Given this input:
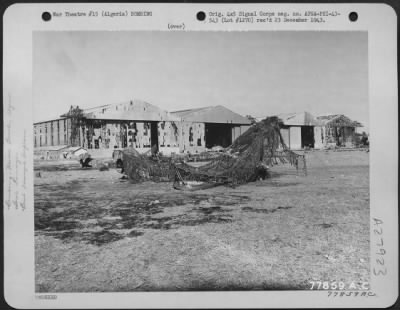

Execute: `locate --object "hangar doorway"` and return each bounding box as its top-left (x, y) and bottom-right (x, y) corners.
top-left (301, 126), bottom-right (315, 148)
top-left (205, 123), bottom-right (232, 148)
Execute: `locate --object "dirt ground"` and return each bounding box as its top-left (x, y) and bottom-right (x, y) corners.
top-left (34, 150), bottom-right (370, 292)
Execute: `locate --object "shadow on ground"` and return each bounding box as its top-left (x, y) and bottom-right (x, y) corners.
top-left (35, 182), bottom-right (255, 246)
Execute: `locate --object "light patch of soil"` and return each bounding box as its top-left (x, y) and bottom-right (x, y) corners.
top-left (35, 150), bottom-right (370, 292)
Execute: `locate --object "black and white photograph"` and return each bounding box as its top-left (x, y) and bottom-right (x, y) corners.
top-left (33, 30), bottom-right (370, 292)
top-left (3, 3), bottom-right (398, 308)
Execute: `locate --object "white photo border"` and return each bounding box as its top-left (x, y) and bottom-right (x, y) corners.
top-left (3, 3), bottom-right (398, 308)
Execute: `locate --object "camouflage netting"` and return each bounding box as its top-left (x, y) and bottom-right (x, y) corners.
top-left (122, 148), bottom-right (173, 183)
top-left (123, 117), bottom-right (306, 187)
top-left (174, 117), bottom-right (304, 187)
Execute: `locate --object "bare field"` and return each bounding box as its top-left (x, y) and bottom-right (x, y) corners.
top-left (34, 150), bottom-right (370, 292)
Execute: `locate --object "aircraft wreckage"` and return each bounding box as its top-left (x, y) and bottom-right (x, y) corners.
top-left (121, 117), bottom-right (307, 191)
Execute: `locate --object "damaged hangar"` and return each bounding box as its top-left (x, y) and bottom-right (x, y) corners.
top-left (33, 100), bottom-right (251, 155)
top-left (274, 111), bottom-right (363, 150)
top-left (171, 105), bottom-right (251, 153)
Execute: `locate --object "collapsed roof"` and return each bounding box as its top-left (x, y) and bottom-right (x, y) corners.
top-left (316, 114), bottom-right (363, 127)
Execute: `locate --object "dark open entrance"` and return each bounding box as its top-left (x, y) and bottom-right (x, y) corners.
top-left (205, 123), bottom-right (232, 148)
top-left (150, 122), bottom-right (159, 152)
top-left (301, 126), bottom-right (315, 148)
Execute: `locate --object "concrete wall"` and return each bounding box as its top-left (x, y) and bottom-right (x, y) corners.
top-left (158, 121), bottom-right (179, 147)
top-left (321, 126), bottom-right (356, 148)
top-left (241, 125), bottom-right (251, 136)
top-left (232, 126), bottom-right (241, 143)
top-left (314, 126), bottom-right (324, 149)
top-left (129, 122), bottom-right (151, 150)
top-left (179, 122), bottom-right (206, 153)
top-left (289, 127), bottom-right (302, 149)
top-left (34, 118), bottom-right (71, 148)
top-left (35, 118), bottom-right (251, 155)
top-left (82, 121), bottom-right (151, 153)
top-left (46, 122), bottom-right (51, 147)
top-left (232, 125), bottom-right (250, 143)
top-left (280, 128), bottom-right (290, 148)
top-left (158, 121), bottom-right (180, 155)
top-left (59, 119), bottom-right (66, 145)
top-left (80, 120), bottom-right (181, 155)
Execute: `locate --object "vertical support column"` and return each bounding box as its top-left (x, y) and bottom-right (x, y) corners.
top-left (126, 124), bottom-right (129, 148)
top-left (66, 119), bottom-right (69, 146)
top-left (180, 121), bottom-right (185, 153)
top-left (79, 126), bottom-right (83, 147)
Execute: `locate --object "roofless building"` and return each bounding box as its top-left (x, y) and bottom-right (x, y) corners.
top-left (316, 114), bottom-right (363, 148)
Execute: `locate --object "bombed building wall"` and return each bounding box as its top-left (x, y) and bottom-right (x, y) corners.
top-left (79, 120), bottom-right (180, 155)
top-left (34, 103), bottom-right (252, 154)
top-left (274, 112), bottom-right (363, 150)
top-left (79, 100), bottom-right (182, 154)
top-left (317, 115), bottom-right (362, 148)
top-left (127, 122), bottom-right (152, 150)
top-left (80, 119), bottom-right (240, 155)
top-left (179, 123), bottom-right (249, 153)
top-left (82, 121), bottom-right (125, 150)
top-left (321, 126), bottom-right (356, 148)
top-left (180, 122), bottom-right (206, 153)
top-left (171, 105), bottom-right (252, 152)
top-left (81, 121), bottom-right (142, 150)
top-left (158, 121), bottom-right (180, 154)
top-left (34, 118), bottom-right (248, 154)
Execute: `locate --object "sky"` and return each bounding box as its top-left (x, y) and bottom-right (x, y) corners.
top-left (33, 31), bottom-right (369, 131)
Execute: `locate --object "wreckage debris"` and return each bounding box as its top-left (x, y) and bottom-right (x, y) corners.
top-left (79, 153), bottom-right (93, 168)
top-left (172, 117), bottom-right (305, 189)
top-left (122, 147), bottom-right (173, 183)
top-left (122, 117), bottom-right (307, 190)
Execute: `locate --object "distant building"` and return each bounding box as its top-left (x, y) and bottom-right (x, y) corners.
top-left (316, 114), bottom-right (363, 148)
top-left (33, 117), bottom-right (72, 149)
top-left (33, 100), bottom-right (251, 156)
top-left (260, 112), bottom-right (363, 150)
top-left (276, 112), bottom-right (323, 149)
